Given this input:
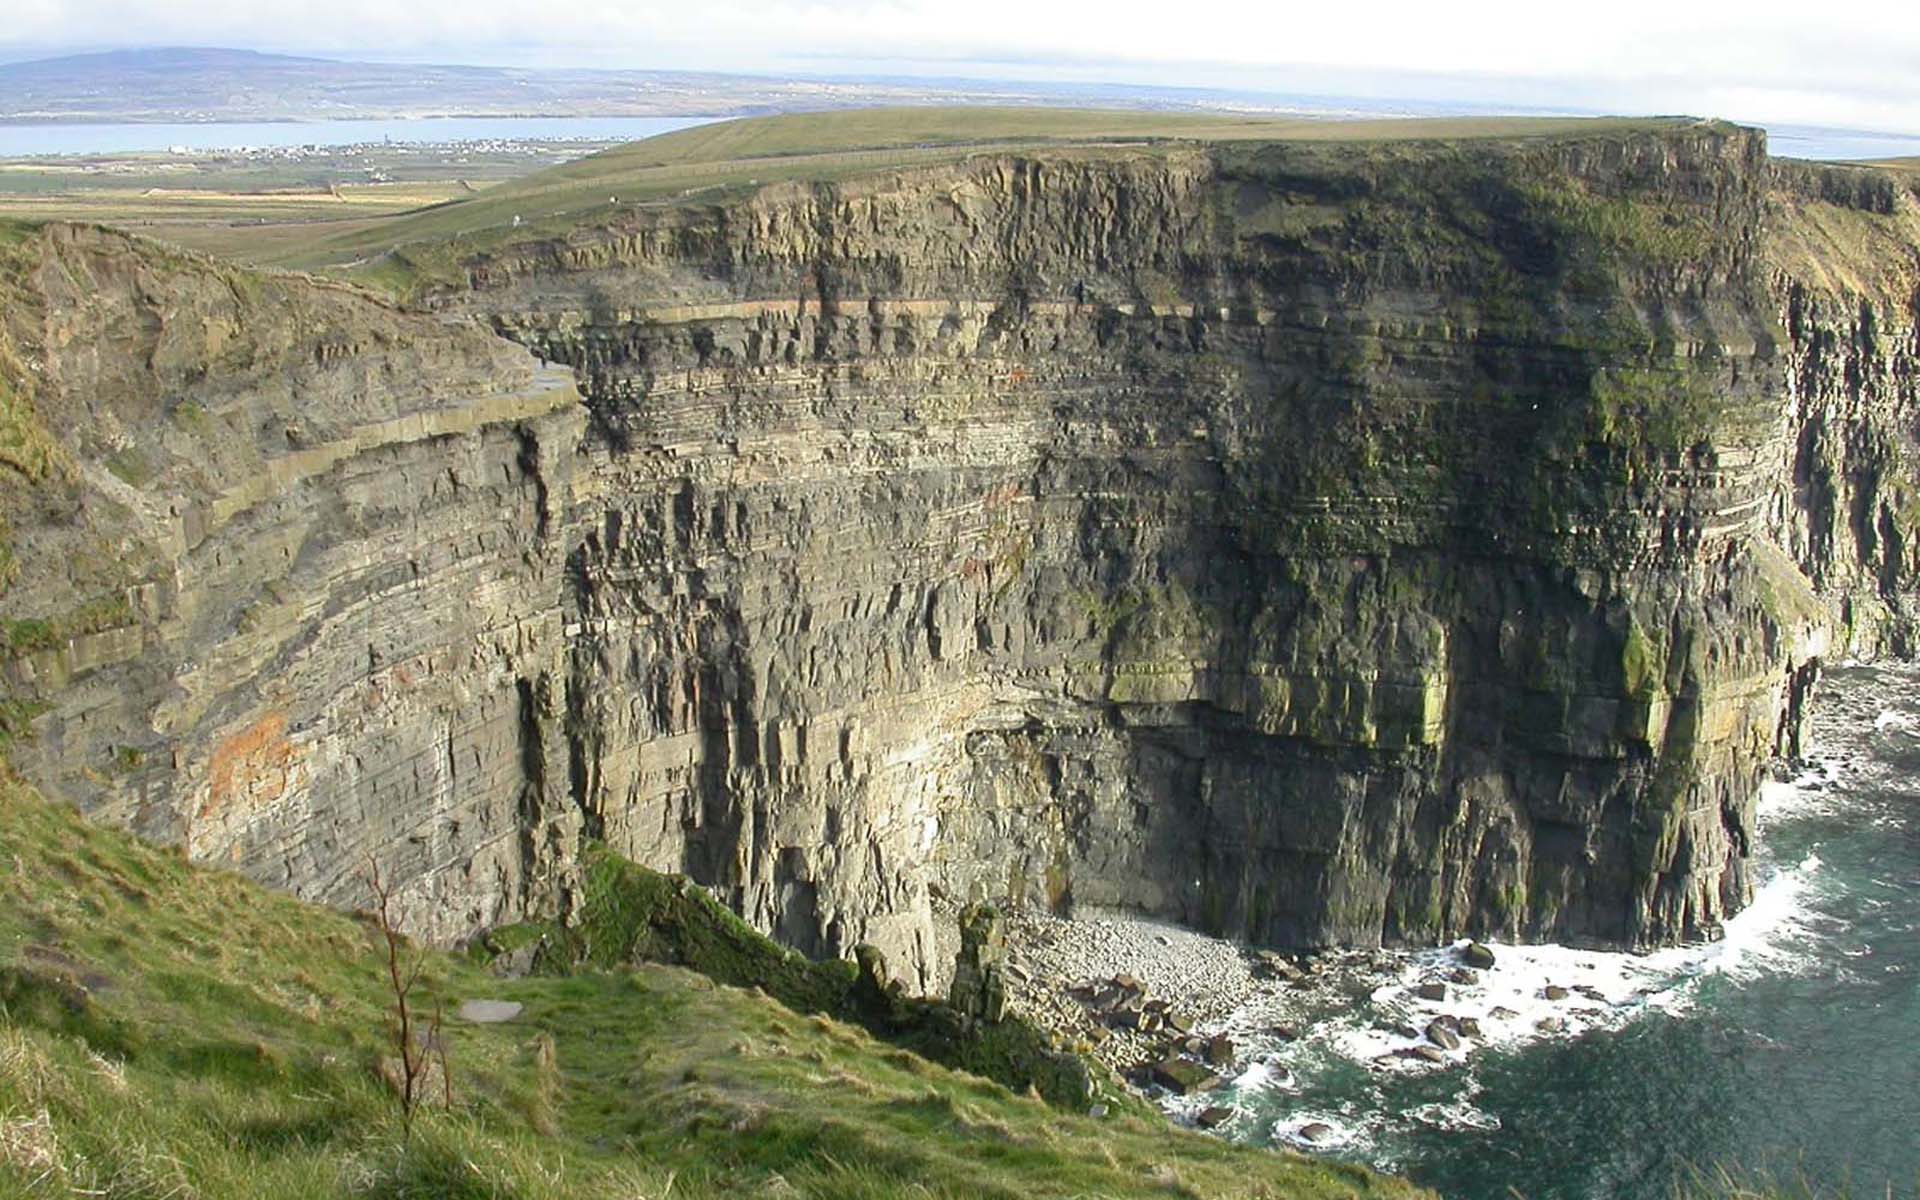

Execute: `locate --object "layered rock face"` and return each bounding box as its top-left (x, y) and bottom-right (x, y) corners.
top-left (0, 225), bottom-right (585, 939)
top-left (4, 126), bottom-right (1916, 990)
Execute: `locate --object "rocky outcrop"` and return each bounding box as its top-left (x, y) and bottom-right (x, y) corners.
top-left (0, 224), bottom-right (585, 940)
top-left (1765, 165), bottom-right (1920, 656)
top-left (3, 121), bottom-right (1917, 991)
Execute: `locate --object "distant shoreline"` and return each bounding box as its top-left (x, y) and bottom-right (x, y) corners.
top-left (0, 109), bottom-right (739, 126)
top-left (0, 115), bottom-right (718, 157)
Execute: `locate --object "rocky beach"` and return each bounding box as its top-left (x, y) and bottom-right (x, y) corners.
top-left (991, 905), bottom-right (1516, 1138)
top-left (991, 893), bottom-right (1812, 1151)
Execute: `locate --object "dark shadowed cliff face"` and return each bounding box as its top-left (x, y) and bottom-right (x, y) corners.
top-left (3, 125), bottom-right (1916, 990)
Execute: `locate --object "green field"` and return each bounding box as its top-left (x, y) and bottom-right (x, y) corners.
top-left (275, 109), bottom-right (1714, 278)
top-left (0, 107), bottom-right (1723, 284)
top-left (0, 137), bottom-right (625, 269)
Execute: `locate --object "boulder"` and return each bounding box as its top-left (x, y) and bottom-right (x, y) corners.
top-left (455, 999), bottom-right (522, 1024)
top-left (1252, 950), bottom-right (1303, 982)
top-left (1461, 942), bottom-right (1497, 970)
top-left (1204, 1034), bottom-right (1235, 1067)
top-left (1298, 1122), bottom-right (1335, 1143)
top-left (1415, 982), bottom-right (1448, 1001)
top-left (1542, 985), bottom-right (1569, 1001)
top-left (1197, 1105), bottom-right (1236, 1130)
top-left (948, 904), bottom-right (1010, 1023)
top-left (852, 943), bottom-right (897, 1010)
top-left (1151, 1057), bottom-right (1222, 1095)
top-left (1425, 1021), bottom-right (1461, 1051)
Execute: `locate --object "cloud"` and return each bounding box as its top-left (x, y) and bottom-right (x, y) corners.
top-left (5, 0), bottom-right (1919, 132)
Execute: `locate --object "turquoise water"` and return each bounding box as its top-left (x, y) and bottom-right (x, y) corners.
top-left (1202, 663), bottom-right (1920, 1198)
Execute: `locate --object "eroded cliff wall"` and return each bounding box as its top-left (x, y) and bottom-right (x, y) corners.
top-left (3, 125), bottom-right (1916, 989)
top-left (0, 224), bottom-right (586, 939)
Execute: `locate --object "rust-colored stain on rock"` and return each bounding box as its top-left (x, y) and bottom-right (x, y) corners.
top-left (198, 711), bottom-right (296, 832)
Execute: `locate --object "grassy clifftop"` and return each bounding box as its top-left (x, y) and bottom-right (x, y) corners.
top-left (237, 107), bottom-right (1717, 289)
top-left (0, 770), bottom-right (1425, 1199)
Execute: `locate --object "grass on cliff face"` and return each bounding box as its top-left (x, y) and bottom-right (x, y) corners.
top-left (0, 771), bottom-right (1425, 1200)
top-left (508, 848), bottom-right (1128, 1116)
top-left (255, 107), bottom-right (1700, 296)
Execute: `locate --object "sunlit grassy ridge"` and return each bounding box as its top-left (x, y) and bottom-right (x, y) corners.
top-left (0, 770), bottom-right (1428, 1199)
top-left (245, 107), bottom-right (1712, 285)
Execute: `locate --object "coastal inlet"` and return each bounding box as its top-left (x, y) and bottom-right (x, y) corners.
top-left (993, 662), bottom-right (1920, 1199)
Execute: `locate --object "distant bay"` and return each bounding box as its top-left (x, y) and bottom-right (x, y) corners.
top-left (1766, 124), bottom-right (1920, 161)
top-left (0, 111), bottom-right (1914, 164)
top-left (0, 115), bottom-right (715, 157)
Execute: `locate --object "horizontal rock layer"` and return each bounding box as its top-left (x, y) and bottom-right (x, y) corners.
top-left (3, 126), bottom-right (1917, 989)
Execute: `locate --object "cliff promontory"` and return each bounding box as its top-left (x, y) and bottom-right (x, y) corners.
top-left (3, 112), bottom-right (1916, 992)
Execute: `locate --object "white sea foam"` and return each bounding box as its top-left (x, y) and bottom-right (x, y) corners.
top-left (1161, 665), bottom-right (1910, 1171)
top-left (1203, 831), bottom-right (1826, 1091)
top-left (1272, 1112), bottom-right (1370, 1152)
top-left (1142, 730), bottom-right (1854, 1153)
top-left (1759, 775), bottom-right (1831, 823)
top-left (1663, 851), bottom-right (1823, 984)
top-left (1230, 1057), bottom-right (1296, 1092)
top-left (1404, 1098), bottom-right (1501, 1133)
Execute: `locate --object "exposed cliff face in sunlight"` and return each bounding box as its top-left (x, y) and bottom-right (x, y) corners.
top-left (3, 123), bottom-right (1915, 990)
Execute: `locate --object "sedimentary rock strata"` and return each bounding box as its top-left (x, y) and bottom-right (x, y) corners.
top-left (3, 122), bottom-right (1916, 990)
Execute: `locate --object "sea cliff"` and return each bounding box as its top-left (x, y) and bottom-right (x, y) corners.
top-left (3, 116), bottom-right (1915, 991)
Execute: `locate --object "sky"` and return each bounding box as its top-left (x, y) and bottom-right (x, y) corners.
top-left (5, 0), bottom-right (1920, 134)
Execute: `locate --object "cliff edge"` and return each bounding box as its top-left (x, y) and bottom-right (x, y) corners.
top-left (3, 112), bottom-right (1917, 992)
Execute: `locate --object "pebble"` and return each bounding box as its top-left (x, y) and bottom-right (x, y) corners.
top-left (983, 904), bottom-right (1266, 1075)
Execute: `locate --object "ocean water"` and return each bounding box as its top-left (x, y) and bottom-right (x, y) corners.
top-left (1188, 662), bottom-right (1920, 1198)
top-left (0, 113), bottom-right (1912, 163)
top-left (1765, 126), bottom-right (1920, 163)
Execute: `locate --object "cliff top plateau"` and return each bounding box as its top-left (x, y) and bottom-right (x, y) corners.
top-left (218, 108), bottom-right (1733, 286)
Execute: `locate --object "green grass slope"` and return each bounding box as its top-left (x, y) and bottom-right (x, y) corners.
top-left (0, 770), bottom-right (1428, 1199)
top-left (266, 106), bottom-right (1710, 288)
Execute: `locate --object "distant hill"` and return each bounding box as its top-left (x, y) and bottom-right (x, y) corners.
top-left (0, 46), bottom-right (915, 121)
top-left (0, 46), bottom-right (1385, 125)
